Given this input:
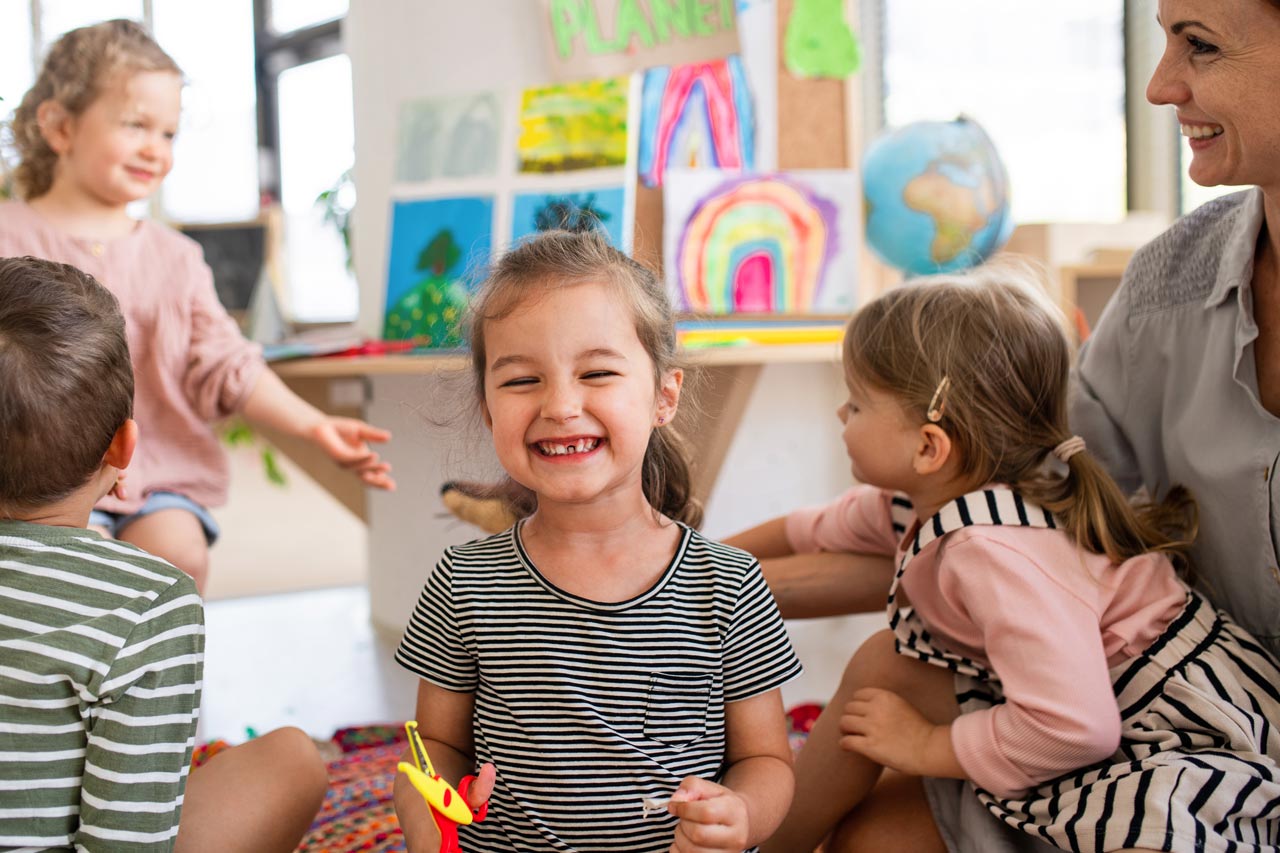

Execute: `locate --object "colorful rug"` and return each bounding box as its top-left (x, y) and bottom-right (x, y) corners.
top-left (297, 725), bottom-right (408, 852)
top-left (282, 706), bottom-right (825, 852)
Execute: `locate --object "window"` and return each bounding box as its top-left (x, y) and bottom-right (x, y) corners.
top-left (3, 1), bottom-right (258, 223)
top-left (3, 1), bottom-right (355, 323)
top-left (269, 0), bottom-right (347, 34)
top-left (0, 5), bottom-right (34, 114)
top-left (256, 7), bottom-right (357, 322)
top-left (882, 0), bottom-right (1126, 224)
top-left (154, 0), bottom-right (259, 223)
top-left (37, 1), bottom-right (143, 53)
top-left (275, 54), bottom-right (357, 321)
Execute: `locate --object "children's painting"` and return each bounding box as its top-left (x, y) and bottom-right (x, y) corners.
top-left (663, 168), bottom-right (859, 314)
top-left (510, 187), bottom-right (627, 249)
top-left (517, 77), bottom-right (629, 173)
top-left (638, 55), bottom-right (754, 188)
top-left (384, 196), bottom-right (493, 345)
top-left (395, 93), bottom-right (502, 183)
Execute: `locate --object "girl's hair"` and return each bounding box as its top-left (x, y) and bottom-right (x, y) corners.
top-left (845, 261), bottom-right (1196, 572)
top-left (467, 229), bottom-right (702, 528)
top-left (10, 19), bottom-right (181, 200)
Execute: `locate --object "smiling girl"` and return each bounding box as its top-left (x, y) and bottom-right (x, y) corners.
top-left (392, 230), bottom-right (802, 853)
top-left (0, 19), bottom-right (394, 592)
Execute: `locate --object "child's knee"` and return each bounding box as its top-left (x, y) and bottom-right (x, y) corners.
top-left (840, 629), bottom-right (905, 692)
top-left (118, 511), bottom-right (210, 588)
top-left (260, 727), bottom-right (329, 801)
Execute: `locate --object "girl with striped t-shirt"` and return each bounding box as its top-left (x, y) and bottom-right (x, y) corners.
top-left (393, 231), bottom-right (802, 853)
top-left (759, 266), bottom-right (1280, 853)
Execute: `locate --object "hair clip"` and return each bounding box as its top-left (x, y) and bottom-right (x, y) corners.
top-left (926, 376), bottom-right (950, 423)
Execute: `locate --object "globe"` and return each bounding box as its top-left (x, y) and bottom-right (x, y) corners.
top-left (862, 116), bottom-right (1014, 276)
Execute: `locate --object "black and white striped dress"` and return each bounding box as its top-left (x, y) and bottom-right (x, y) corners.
top-left (893, 490), bottom-right (1280, 852)
top-left (395, 522), bottom-right (802, 852)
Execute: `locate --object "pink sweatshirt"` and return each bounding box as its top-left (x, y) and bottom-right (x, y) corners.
top-left (786, 484), bottom-right (1187, 797)
top-left (0, 201), bottom-right (265, 513)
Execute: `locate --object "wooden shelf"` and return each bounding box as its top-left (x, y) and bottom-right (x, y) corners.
top-left (270, 342), bottom-right (842, 379)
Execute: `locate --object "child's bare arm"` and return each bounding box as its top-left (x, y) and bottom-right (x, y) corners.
top-left (394, 681), bottom-right (489, 853)
top-left (666, 689), bottom-right (794, 851)
top-left (725, 516), bottom-right (896, 619)
top-left (760, 551), bottom-right (895, 619)
top-left (241, 368), bottom-right (395, 490)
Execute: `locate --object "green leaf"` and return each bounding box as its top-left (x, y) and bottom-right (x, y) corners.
top-left (262, 448), bottom-right (287, 487)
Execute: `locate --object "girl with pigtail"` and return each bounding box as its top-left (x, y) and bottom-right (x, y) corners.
top-left (750, 264), bottom-right (1280, 853)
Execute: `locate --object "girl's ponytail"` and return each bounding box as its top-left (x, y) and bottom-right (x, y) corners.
top-left (643, 423), bottom-right (703, 529)
top-left (1019, 443), bottom-right (1198, 579)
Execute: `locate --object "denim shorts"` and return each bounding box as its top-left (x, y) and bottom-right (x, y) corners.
top-left (89, 490), bottom-right (220, 545)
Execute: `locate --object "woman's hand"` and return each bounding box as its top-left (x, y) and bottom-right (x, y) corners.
top-left (666, 776), bottom-right (751, 852)
top-left (839, 687), bottom-right (946, 777)
top-left (307, 416), bottom-right (396, 490)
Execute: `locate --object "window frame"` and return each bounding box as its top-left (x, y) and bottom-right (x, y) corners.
top-left (252, 1), bottom-right (344, 206)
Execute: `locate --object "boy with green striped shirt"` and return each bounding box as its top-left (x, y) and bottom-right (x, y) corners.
top-left (0, 256), bottom-right (327, 851)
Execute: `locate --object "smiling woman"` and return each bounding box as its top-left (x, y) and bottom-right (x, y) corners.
top-left (1146, 0), bottom-right (1280, 193)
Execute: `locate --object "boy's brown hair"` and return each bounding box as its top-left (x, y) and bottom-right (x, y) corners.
top-left (0, 256), bottom-right (133, 512)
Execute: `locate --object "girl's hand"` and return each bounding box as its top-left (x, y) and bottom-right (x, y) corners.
top-left (839, 687), bottom-right (938, 776)
top-left (307, 416), bottom-right (396, 490)
top-left (666, 776), bottom-right (750, 852)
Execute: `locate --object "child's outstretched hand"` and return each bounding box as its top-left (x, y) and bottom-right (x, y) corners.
top-left (838, 687), bottom-right (937, 776)
top-left (666, 776), bottom-right (750, 852)
top-left (308, 416), bottom-right (396, 490)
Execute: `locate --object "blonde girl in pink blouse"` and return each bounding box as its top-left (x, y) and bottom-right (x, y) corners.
top-left (756, 266), bottom-right (1280, 853)
top-left (0, 19), bottom-right (394, 593)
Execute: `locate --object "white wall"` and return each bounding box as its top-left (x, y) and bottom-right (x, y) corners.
top-left (346, 0), bottom-right (878, 707)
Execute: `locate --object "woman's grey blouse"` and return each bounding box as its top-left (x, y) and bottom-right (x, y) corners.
top-left (1071, 187), bottom-right (1280, 657)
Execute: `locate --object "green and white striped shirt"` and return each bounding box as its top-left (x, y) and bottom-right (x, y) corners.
top-left (0, 520), bottom-right (203, 851)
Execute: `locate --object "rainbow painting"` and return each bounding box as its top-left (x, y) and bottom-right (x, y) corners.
top-left (663, 169), bottom-right (860, 315)
top-left (638, 55), bottom-right (755, 188)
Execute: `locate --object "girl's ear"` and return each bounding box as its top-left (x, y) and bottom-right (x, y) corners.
top-left (913, 423), bottom-right (953, 475)
top-left (655, 368), bottom-right (683, 426)
top-left (35, 101), bottom-right (74, 154)
top-left (480, 400), bottom-right (494, 431)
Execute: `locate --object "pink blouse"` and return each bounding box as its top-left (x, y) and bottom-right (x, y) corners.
top-left (0, 201), bottom-right (265, 513)
top-left (786, 484), bottom-right (1187, 797)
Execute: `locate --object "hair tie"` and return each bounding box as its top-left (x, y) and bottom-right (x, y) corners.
top-left (1053, 435), bottom-right (1086, 463)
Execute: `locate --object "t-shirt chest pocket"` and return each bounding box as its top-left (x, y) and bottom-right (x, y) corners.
top-left (643, 672), bottom-right (712, 748)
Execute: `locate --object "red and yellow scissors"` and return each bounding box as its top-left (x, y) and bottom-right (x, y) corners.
top-left (398, 721), bottom-right (488, 853)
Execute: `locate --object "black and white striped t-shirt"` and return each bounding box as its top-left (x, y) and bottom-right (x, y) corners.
top-left (395, 522), bottom-right (801, 852)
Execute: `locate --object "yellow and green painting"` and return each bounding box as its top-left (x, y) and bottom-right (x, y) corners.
top-left (517, 76), bottom-right (629, 173)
